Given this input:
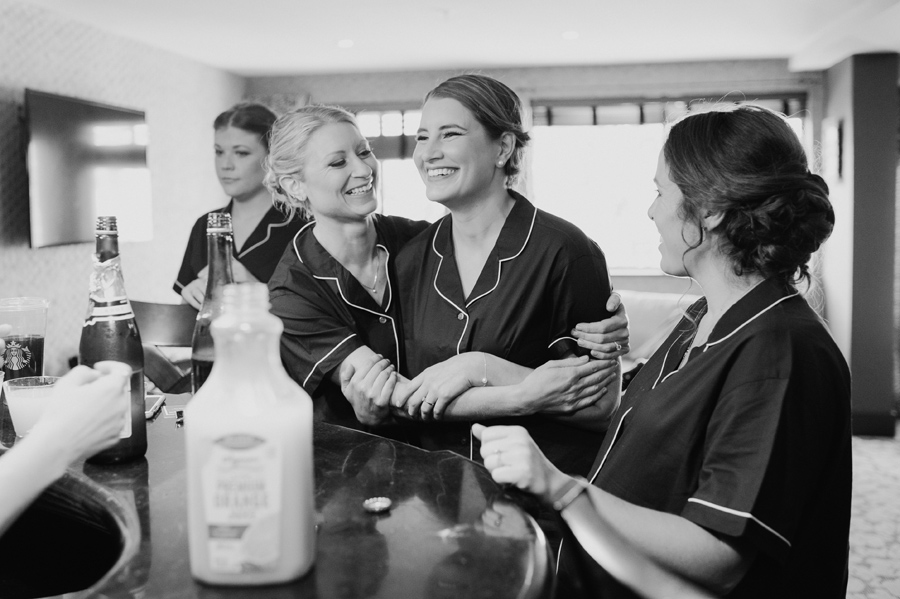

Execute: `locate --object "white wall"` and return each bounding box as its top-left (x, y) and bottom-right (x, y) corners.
top-left (0, 0), bottom-right (246, 374)
top-left (822, 53), bottom-right (899, 436)
top-left (247, 60), bottom-right (823, 108)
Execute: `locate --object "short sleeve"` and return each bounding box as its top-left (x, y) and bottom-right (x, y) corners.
top-left (681, 341), bottom-right (847, 563)
top-left (234, 211), bottom-right (309, 284)
top-left (269, 279), bottom-right (363, 395)
top-left (546, 245), bottom-right (614, 359)
top-left (173, 215), bottom-right (207, 294)
top-left (681, 376), bottom-right (792, 560)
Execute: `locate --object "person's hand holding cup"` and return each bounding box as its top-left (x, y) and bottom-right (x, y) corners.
top-left (25, 362), bottom-right (131, 464)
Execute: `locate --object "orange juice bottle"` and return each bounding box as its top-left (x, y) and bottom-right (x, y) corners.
top-left (185, 283), bottom-right (315, 584)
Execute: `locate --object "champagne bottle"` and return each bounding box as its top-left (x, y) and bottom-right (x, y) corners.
top-left (191, 212), bottom-right (235, 393)
top-left (185, 283), bottom-right (315, 584)
top-left (79, 216), bottom-right (147, 463)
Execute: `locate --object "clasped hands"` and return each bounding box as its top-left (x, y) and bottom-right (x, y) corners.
top-left (339, 351), bottom-right (619, 425)
top-left (338, 292), bottom-right (629, 425)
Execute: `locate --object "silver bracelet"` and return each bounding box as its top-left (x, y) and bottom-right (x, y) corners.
top-left (550, 476), bottom-right (590, 512)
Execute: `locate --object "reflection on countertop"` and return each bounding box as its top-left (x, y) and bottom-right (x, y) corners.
top-left (0, 402), bottom-right (552, 599)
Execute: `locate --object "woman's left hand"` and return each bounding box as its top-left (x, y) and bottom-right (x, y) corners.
top-left (472, 423), bottom-right (569, 504)
top-left (180, 267), bottom-right (208, 309)
top-left (395, 353), bottom-right (482, 421)
top-left (521, 356), bottom-right (615, 414)
top-left (573, 292), bottom-right (630, 360)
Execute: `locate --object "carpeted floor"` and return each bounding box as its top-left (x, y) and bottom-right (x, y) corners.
top-left (847, 421), bottom-right (900, 599)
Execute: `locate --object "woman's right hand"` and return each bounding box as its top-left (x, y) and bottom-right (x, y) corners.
top-left (180, 266), bottom-right (208, 309)
top-left (473, 424), bottom-right (570, 504)
top-left (339, 353), bottom-right (396, 426)
top-left (520, 356), bottom-right (616, 414)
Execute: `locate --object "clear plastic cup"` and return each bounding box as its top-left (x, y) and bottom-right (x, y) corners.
top-left (0, 297), bottom-right (50, 381)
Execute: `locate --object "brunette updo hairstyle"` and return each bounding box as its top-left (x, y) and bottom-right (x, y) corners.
top-left (263, 104), bottom-right (361, 219)
top-left (664, 105), bottom-right (834, 287)
top-left (425, 74), bottom-right (530, 187)
top-left (213, 102), bottom-right (277, 151)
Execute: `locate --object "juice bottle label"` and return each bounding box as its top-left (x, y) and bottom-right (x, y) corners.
top-left (202, 434), bottom-right (282, 573)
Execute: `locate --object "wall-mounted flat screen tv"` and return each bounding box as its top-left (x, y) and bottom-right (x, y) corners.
top-left (24, 89), bottom-right (152, 248)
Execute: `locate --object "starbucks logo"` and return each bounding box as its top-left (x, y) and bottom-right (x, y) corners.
top-left (4, 341), bottom-right (32, 371)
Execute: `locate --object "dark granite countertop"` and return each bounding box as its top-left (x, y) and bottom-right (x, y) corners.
top-left (1, 399), bottom-right (552, 598)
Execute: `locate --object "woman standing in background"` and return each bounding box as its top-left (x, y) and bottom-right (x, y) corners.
top-left (175, 102), bottom-right (306, 308)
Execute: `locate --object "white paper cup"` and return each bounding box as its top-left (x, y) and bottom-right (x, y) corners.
top-left (3, 376), bottom-right (59, 438)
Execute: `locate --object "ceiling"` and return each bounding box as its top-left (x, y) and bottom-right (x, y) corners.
top-left (17, 0), bottom-right (900, 76)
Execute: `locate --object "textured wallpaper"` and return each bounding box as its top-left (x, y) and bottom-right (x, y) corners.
top-left (0, 0), bottom-right (245, 374)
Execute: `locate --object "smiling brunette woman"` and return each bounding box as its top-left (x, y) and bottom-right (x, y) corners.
top-left (264, 104), bottom-right (627, 450)
top-left (475, 105), bottom-right (851, 598)
top-left (174, 103), bottom-right (307, 308)
top-left (392, 74), bottom-right (622, 477)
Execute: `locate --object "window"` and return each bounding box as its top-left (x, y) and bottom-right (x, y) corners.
top-left (354, 108), bottom-right (445, 223)
top-left (380, 158), bottom-right (446, 223)
top-left (529, 97), bottom-right (806, 273)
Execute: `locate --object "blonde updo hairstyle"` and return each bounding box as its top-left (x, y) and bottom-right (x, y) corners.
top-left (264, 104), bottom-right (361, 220)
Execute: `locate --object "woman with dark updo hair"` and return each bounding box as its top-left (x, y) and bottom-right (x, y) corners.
top-left (475, 105), bottom-right (851, 598)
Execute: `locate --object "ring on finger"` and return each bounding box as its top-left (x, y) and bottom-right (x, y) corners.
top-left (614, 341), bottom-right (622, 351)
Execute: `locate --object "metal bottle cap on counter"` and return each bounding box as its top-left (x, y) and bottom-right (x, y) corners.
top-left (363, 497), bottom-right (392, 513)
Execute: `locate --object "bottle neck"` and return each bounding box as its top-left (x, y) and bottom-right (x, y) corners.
top-left (205, 233), bottom-right (235, 297)
top-left (215, 320), bottom-right (284, 371)
top-left (96, 233), bottom-right (119, 262)
top-left (90, 234), bottom-right (128, 301)
top-left (213, 285), bottom-right (282, 377)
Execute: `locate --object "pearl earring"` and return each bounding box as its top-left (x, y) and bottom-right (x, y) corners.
top-left (497, 161), bottom-right (504, 167)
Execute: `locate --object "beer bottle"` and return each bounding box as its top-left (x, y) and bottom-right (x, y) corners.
top-left (185, 283), bottom-right (315, 584)
top-left (191, 212), bottom-right (235, 393)
top-left (79, 216), bottom-right (147, 463)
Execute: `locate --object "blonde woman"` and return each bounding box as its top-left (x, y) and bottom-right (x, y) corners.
top-left (264, 105), bottom-right (626, 450)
